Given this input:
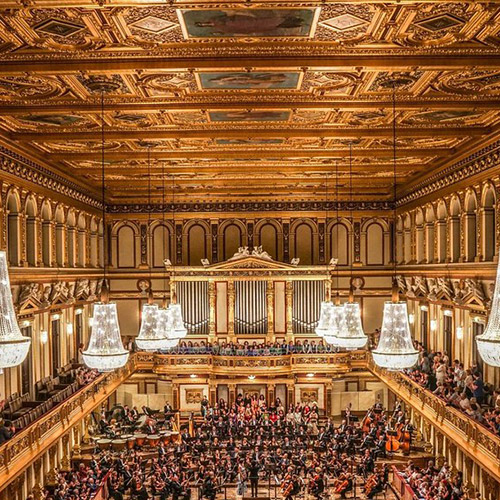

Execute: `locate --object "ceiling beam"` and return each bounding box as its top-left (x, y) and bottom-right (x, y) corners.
top-left (1, 54), bottom-right (500, 74)
top-left (3, 99), bottom-right (500, 114)
top-left (13, 127), bottom-right (486, 142)
top-left (52, 148), bottom-right (447, 160)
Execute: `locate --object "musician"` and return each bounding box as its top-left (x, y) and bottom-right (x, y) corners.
top-left (334, 471), bottom-right (353, 499)
top-left (141, 405), bottom-right (155, 418)
top-left (283, 474), bottom-right (301, 500)
top-left (201, 472), bottom-right (217, 500)
top-left (310, 467), bottom-right (325, 500)
top-left (143, 418), bottom-right (156, 435)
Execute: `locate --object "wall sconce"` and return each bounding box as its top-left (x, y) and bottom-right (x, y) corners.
top-left (473, 316), bottom-right (485, 324)
top-left (430, 319), bottom-right (437, 331)
top-left (40, 330), bottom-right (48, 344)
top-left (306, 373), bottom-right (315, 378)
top-left (420, 305), bottom-right (428, 312)
top-left (443, 310), bottom-right (453, 317)
top-left (52, 313), bottom-right (60, 320)
top-left (190, 374), bottom-right (197, 378)
top-left (75, 308), bottom-right (83, 315)
top-left (67, 323), bottom-right (74, 335)
top-left (22, 320), bottom-right (31, 328)
top-left (456, 326), bottom-right (464, 340)
top-left (248, 375), bottom-right (256, 380)
top-left (408, 313), bottom-right (415, 325)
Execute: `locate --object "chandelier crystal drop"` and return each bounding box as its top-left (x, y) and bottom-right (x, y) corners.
top-left (372, 301), bottom-right (419, 371)
top-left (0, 251), bottom-right (31, 369)
top-left (82, 302), bottom-right (129, 372)
top-left (336, 302), bottom-right (368, 350)
top-left (315, 301), bottom-right (334, 338)
top-left (323, 304), bottom-right (346, 346)
top-left (476, 257), bottom-right (500, 366)
top-left (136, 303), bottom-right (170, 351)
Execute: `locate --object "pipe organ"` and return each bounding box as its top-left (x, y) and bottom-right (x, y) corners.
top-left (235, 281), bottom-right (267, 334)
top-left (169, 248), bottom-right (333, 339)
top-left (292, 280), bottom-right (325, 334)
top-left (177, 281), bottom-right (210, 334)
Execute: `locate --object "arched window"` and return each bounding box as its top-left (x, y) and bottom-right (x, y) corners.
top-left (482, 185), bottom-right (496, 261)
top-left (25, 197), bottom-right (37, 266)
top-left (77, 214), bottom-right (86, 267)
top-left (55, 206), bottom-right (65, 266)
top-left (41, 202), bottom-right (52, 266)
top-left (464, 192), bottom-right (477, 262)
top-left (259, 223), bottom-right (278, 260)
top-left (415, 210), bottom-right (425, 264)
top-left (187, 224), bottom-right (207, 265)
top-left (403, 215), bottom-right (412, 263)
top-left (425, 206), bottom-right (435, 264)
top-left (152, 224), bottom-right (171, 268)
top-left (67, 211), bottom-right (77, 267)
top-left (117, 225), bottom-right (136, 268)
top-left (449, 197), bottom-right (461, 263)
top-left (294, 223), bottom-right (314, 265)
top-left (330, 222), bottom-right (349, 265)
top-left (6, 192), bottom-right (21, 266)
top-left (223, 224), bottom-right (242, 261)
top-left (436, 201), bottom-right (447, 263)
top-left (366, 223), bottom-right (384, 265)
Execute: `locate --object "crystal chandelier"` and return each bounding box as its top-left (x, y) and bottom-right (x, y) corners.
top-left (136, 147), bottom-right (170, 351)
top-left (372, 87), bottom-right (418, 371)
top-left (82, 302), bottom-right (129, 372)
top-left (477, 256), bottom-right (500, 366)
top-left (323, 303), bottom-right (346, 346)
top-left (166, 173), bottom-right (187, 340)
top-left (156, 306), bottom-right (178, 349)
top-left (82, 89), bottom-right (128, 372)
top-left (335, 144), bottom-right (368, 350)
top-left (0, 251), bottom-right (31, 369)
top-left (315, 301), bottom-right (334, 337)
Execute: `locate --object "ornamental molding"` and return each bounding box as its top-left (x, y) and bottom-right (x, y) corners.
top-left (107, 200), bottom-right (393, 213)
top-left (0, 145), bottom-right (101, 210)
top-left (398, 140), bottom-right (500, 207)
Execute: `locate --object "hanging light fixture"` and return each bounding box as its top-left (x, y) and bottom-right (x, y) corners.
top-left (315, 173), bottom-right (333, 338)
top-left (372, 86), bottom-right (418, 371)
top-left (82, 90), bottom-right (128, 372)
top-left (335, 143), bottom-right (368, 350)
top-left (136, 147), bottom-right (170, 351)
top-left (167, 174), bottom-right (187, 343)
top-left (477, 256), bottom-right (500, 366)
top-left (324, 160), bottom-right (347, 347)
top-left (0, 251), bottom-right (31, 369)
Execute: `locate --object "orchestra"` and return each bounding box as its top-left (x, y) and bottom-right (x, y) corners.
top-left (80, 396), bottom-right (403, 500)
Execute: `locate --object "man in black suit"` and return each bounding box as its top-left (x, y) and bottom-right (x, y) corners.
top-left (0, 420), bottom-right (14, 444)
top-left (248, 459), bottom-right (261, 497)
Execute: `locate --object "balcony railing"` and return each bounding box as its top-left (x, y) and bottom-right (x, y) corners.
top-left (0, 356), bottom-right (136, 487)
top-left (370, 360), bottom-right (500, 482)
top-left (135, 350), bottom-right (369, 376)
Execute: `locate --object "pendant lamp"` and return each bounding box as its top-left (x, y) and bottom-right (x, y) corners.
top-left (167, 174), bottom-right (187, 343)
top-left (82, 90), bottom-right (128, 372)
top-left (334, 144), bottom-right (368, 350)
top-left (0, 251), bottom-right (31, 369)
top-left (135, 147), bottom-right (169, 351)
top-left (477, 256), bottom-right (500, 366)
top-left (372, 87), bottom-right (418, 371)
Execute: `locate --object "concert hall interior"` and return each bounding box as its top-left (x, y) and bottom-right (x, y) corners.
top-left (2, 1), bottom-right (500, 500)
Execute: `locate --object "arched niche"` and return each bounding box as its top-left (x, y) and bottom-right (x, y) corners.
top-left (25, 196), bottom-right (37, 266)
top-left (365, 221), bottom-right (385, 265)
top-left (464, 190), bottom-right (478, 262)
top-left (257, 222), bottom-right (280, 260)
top-left (222, 223), bottom-right (243, 261)
top-left (77, 213), bottom-right (86, 267)
top-left (152, 223), bottom-right (171, 268)
top-left (187, 223), bottom-right (207, 265)
top-left (449, 196), bottom-right (461, 263)
top-left (117, 224), bottom-right (137, 268)
top-left (329, 221), bottom-right (350, 265)
top-left (414, 209), bottom-right (425, 264)
top-left (435, 200), bottom-right (448, 263)
top-left (6, 190), bottom-right (21, 266)
top-left (293, 221), bottom-right (315, 265)
top-left (481, 184), bottom-right (496, 261)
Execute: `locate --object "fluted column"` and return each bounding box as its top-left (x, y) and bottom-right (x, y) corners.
top-left (266, 280), bottom-right (275, 341)
top-left (285, 281), bottom-right (293, 339)
top-left (227, 280), bottom-right (235, 339)
top-left (208, 280), bottom-right (216, 340)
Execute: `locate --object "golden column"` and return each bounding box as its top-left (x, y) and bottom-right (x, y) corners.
top-left (228, 280), bottom-right (235, 339)
top-left (208, 280), bottom-right (216, 340)
top-left (266, 280), bottom-right (275, 341)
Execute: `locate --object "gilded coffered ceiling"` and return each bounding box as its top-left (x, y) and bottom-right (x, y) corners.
top-left (0, 1), bottom-right (500, 204)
